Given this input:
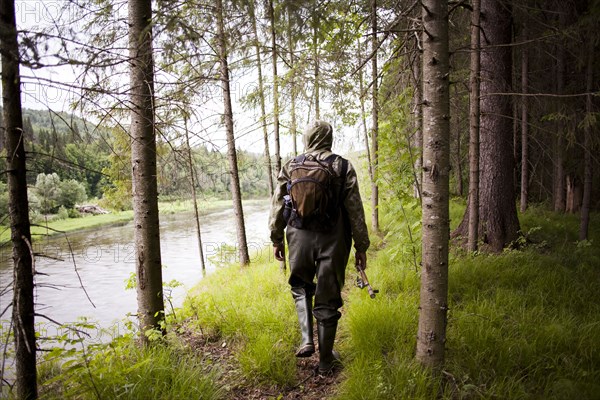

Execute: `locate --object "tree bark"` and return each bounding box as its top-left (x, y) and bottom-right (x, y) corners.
top-left (216, 0), bottom-right (250, 265)
top-left (312, 13), bottom-right (320, 120)
top-left (1, 0), bottom-right (38, 396)
top-left (579, 37), bottom-right (593, 241)
top-left (553, 4), bottom-right (566, 212)
top-left (467, 0), bottom-right (480, 252)
top-left (520, 24), bottom-right (529, 213)
top-left (416, 0), bottom-right (450, 369)
top-left (184, 117), bottom-right (206, 271)
top-left (370, 0), bottom-right (380, 234)
top-left (250, 1), bottom-right (274, 196)
top-left (268, 0), bottom-right (281, 173)
top-left (454, 0), bottom-right (520, 252)
top-left (287, 4), bottom-right (298, 156)
top-left (454, 84), bottom-right (463, 197)
top-left (128, 0), bottom-right (165, 343)
top-left (358, 39), bottom-right (374, 186)
top-left (409, 49), bottom-right (423, 200)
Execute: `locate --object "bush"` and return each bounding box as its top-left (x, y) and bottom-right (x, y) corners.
top-left (34, 173), bottom-right (62, 213)
top-left (59, 179), bottom-right (87, 209)
top-left (56, 206), bottom-right (69, 221)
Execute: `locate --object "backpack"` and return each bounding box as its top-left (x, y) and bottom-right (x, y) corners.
top-left (283, 153), bottom-right (348, 232)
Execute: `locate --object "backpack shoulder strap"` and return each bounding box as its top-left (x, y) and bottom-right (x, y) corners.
top-left (323, 154), bottom-right (348, 180)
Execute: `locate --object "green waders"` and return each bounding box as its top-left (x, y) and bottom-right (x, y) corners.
top-left (286, 216), bottom-right (350, 373)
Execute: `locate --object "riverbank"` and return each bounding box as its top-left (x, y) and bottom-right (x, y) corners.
top-left (0, 198), bottom-right (268, 246)
top-left (30, 202), bottom-right (600, 399)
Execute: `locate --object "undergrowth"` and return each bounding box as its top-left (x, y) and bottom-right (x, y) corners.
top-left (19, 201), bottom-right (600, 399)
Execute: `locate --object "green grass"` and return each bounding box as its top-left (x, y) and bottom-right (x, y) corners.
top-left (335, 204), bottom-right (600, 400)
top-left (37, 337), bottom-right (224, 400)
top-left (28, 200), bottom-right (600, 399)
top-left (182, 262), bottom-right (298, 386)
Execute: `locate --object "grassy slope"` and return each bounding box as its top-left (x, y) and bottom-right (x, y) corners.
top-left (180, 202), bottom-right (600, 399)
top-left (34, 202), bottom-right (600, 399)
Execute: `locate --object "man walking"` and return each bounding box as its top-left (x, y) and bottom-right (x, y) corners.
top-left (269, 120), bottom-right (370, 374)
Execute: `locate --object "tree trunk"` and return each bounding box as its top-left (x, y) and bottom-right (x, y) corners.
top-left (268, 0), bottom-right (281, 173)
top-left (454, 0), bottom-right (520, 252)
top-left (128, 0), bottom-right (165, 343)
top-left (358, 38), bottom-right (374, 188)
top-left (416, 0), bottom-right (450, 369)
top-left (410, 50), bottom-right (423, 199)
top-left (370, 0), bottom-right (380, 234)
top-left (467, 0), bottom-right (481, 252)
top-left (287, 4), bottom-right (298, 156)
top-left (1, 0), bottom-right (38, 396)
top-left (454, 84), bottom-right (463, 197)
top-left (216, 0), bottom-right (250, 265)
top-left (312, 15), bottom-right (320, 120)
top-left (553, 5), bottom-right (566, 212)
top-left (184, 117), bottom-right (206, 271)
top-left (520, 24), bottom-right (529, 213)
top-left (579, 38), bottom-right (593, 241)
top-left (250, 1), bottom-right (274, 196)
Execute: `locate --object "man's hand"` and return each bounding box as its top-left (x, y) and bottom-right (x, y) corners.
top-left (355, 251), bottom-right (367, 270)
top-left (274, 243), bottom-right (285, 261)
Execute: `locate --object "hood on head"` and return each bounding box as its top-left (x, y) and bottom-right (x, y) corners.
top-left (303, 120), bottom-right (333, 153)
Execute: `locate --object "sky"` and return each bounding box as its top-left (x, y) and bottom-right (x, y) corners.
top-left (3, 0), bottom-right (364, 157)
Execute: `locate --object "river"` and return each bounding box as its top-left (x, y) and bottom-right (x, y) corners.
top-left (0, 201), bottom-right (271, 341)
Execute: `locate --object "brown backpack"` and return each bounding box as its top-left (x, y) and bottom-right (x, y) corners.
top-left (284, 154), bottom-right (347, 232)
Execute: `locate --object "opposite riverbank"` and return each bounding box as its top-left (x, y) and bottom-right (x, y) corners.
top-left (0, 198), bottom-right (268, 246)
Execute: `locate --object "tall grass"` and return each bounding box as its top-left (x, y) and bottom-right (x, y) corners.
top-left (32, 201), bottom-right (600, 399)
top-left (181, 263), bottom-right (298, 386)
top-left (335, 204), bottom-right (600, 399)
top-left (37, 337), bottom-right (223, 399)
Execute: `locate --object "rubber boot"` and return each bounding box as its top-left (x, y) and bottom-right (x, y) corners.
top-left (292, 287), bottom-right (315, 357)
top-left (317, 320), bottom-right (341, 374)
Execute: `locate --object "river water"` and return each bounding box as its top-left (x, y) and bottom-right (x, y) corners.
top-left (0, 201), bottom-right (271, 341)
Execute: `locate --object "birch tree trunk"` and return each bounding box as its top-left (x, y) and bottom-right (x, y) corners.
top-left (467, 0), bottom-right (480, 252)
top-left (128, 0), bottom-right (165, 343)
top-left (1, 0), bottom-right (38, 395)
top-left (216, 0), bottom-right (250, 265)
top-left (250, 1), bottom-right (274, 196)
top-left (370, 0), bottom-right (380, 234)
top-left (416, 0), bottom-right (450, 369)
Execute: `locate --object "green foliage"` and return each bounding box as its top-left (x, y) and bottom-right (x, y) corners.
top-left (0, 181), bottom-right (7, 217)
top-left (59, 179), bottom-right (87, 209)
top-left (335, 201), bottom-right (600, 399)
top-left (31, 173), bottom-right (87, 214)
top-left (34, 172), bottom-right (62, 213)
top-left (36, 326), bottom-right (223, 400)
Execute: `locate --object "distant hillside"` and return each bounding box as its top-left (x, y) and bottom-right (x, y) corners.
top-left (0, 106), bottom-right (107, 141)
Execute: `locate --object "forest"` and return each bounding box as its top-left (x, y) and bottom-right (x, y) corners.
top-left (1, 0), bottom-right (599, 399)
